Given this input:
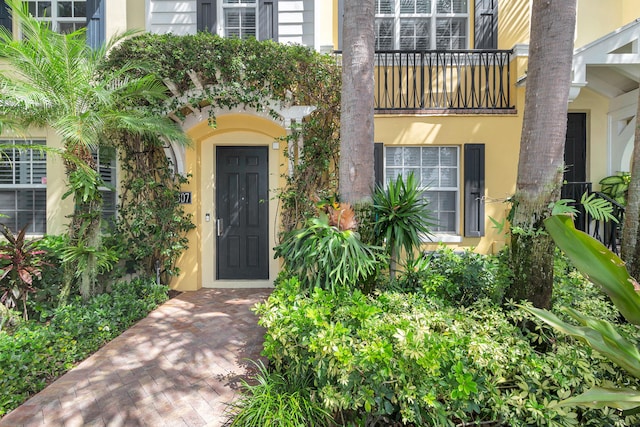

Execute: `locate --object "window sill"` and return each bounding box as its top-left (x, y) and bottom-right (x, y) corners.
top-left (427, 234), bottom-right (462, 243)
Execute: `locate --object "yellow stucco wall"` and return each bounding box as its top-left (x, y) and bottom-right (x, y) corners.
top-left (623, 0), bottom-right (640, 22)
top-left (575, 0), bottom-right (640, 48)
top-left (105, 0), bottom-right (145, 39)
top-left (43, 130), bottom-right (74, 235)
top-left (127, 0), bottom-right (146, 33)
top-left (374, 109), bottom-right (523, 254)
top-left (498, 0), bottom-right (531, 49)
top-left (105, 0), bottom-right (128, 40)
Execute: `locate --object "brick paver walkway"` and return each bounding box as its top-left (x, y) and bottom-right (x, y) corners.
top-left (0, 288), bottom-right (272, 427)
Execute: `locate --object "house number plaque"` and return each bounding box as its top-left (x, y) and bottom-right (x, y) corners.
top-left (178, 192), bottom-right (192, 204)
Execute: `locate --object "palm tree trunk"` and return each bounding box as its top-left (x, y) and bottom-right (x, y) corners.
top-left (339, 0), bottom-right (375, 204)
top-left (59, 144), bottom-right (105, 303)
top-left (506, 0), bottom-right (577, 309)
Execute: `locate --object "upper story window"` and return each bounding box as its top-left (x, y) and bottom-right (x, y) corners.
top-left (0, 139), bottom-right (47, 235)
top-left (222, 0), bottom-right (257, 39)
top-left (197, 0), bottom-right (277, 41)
top-left (375, 0), bottom-right (469, 50)
top-left (26, 0), bottom-right (86, 34)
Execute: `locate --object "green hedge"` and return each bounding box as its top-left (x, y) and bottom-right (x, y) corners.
top-left (256, 277), bottom-right (640, 426)
top-left (0, 278), bottom-right (168, 417)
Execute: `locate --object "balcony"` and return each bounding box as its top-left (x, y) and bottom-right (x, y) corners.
top-left (337, 49), bottom-right (515, 113)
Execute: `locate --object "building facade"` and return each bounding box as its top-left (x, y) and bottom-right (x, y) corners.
top-left (2, 0), bottom-right (640, 291)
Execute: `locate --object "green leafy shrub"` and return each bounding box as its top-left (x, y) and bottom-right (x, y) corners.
top-left (551, 250), bottom-right (620, 322)
top-left (405, 246), bottom-right (509, 306)
top-left (352, 202), bottom-right (382, 247)
top-left (28, 234), bottom-right (67, 322)
top-left (227, 360), bottom-right (332, 427)
top-left (255, 276), bottom-right (640, 426)
top-left (0, 277), bottom-right (167, 416)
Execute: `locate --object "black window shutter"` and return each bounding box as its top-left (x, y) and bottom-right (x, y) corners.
top-left (474, 0), bottom-right (498, 49)
top-left (464, 144), bottom-right (485, 237)
top-left (374, 142), bottom-right (383, 187)
top-left (86, 0), bottom-right (104, 49)
top-left (259, 0), bottom-right (278, 41)
top-left (0, 0), bottom-right (10, 34)
top-left (198, 0), bottom-right (217, 34)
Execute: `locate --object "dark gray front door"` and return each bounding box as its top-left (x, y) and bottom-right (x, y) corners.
top-left (563, 113), bottom-right (588, 231)
top-left (564, 112), bottom-right (587, 184)
top-left (216, 146), bottom-right (269, 280)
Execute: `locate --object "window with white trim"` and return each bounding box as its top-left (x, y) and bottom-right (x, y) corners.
top-left (222, 0), bottom-right (257, 39)
top-left (26, 0), bottom-right (86, 34)
top-left (0, 139), bottom-right (47, 234)
top-left (385, 146), bottom-right (459, 234)
top-left (375, 0), bottom-right (469, 50)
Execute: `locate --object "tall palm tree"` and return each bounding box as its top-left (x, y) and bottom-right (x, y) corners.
top-left (0, 0), bottom-right (189, 301)
top-left (506, 0), bottom-right (577, 309)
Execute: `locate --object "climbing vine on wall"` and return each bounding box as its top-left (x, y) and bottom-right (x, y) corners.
top-left (112, 133), bottom-right (195, 282)
top-left (104, 33), bottom-right (342, 233)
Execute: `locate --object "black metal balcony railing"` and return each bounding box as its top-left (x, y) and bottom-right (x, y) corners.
top-left (591, 192), bottom-right (625, 255)
top-left (367, 49), bottom-right (515, 112)
top-left (562, 182), bottom-right (625, 254)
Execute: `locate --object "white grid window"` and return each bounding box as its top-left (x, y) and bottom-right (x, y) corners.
top-left (222, 0), bottom-right (257, 39)
top-left (375, 0), bottom-right (468, 50)
top-left (385, 146), bottom-right (459, 234)
top-left (0, 140), bottom-right (47, 234)
top-left (26, 0), bottom-right (86, 34)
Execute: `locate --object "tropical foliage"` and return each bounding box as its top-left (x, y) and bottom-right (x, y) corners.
top-left (599, 172), bottom-right (631, 206)
top-left (227, 360), bottom-right (332, 427)
top-left (373, 172), bottom-right (435, 279)
top-left (525, 214), bottom-right (640, 412)
top-left (255, 271), bottom-right (640, 426)
top-left (414, 246), bottom-right (509, 306)
top-left (0, 0), bottom-right (188, 302)
top-left (274, 203), bottom-right (384, 293)
top-left (0, 224), bottom-right (47, 320)
top-left (113, 137), bottom-right (194, 280)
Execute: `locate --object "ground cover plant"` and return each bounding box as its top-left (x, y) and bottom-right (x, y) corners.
top-left (0, 277), bottom-right (168, 417)
top-left (248, 254), bottom-right (640, 426)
